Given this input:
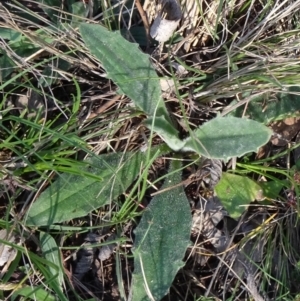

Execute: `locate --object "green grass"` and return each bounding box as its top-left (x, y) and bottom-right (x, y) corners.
top-left (1, 0), bottom-right (300, 300)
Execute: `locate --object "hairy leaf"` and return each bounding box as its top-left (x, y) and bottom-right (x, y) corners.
top-left (131, 160), bottom-right (191, 301)
top-left (182, 116), bottom-right (272, 161)
top-left (79, 23), bottom-right (169, 121)
top-left (144, 116), bottom-right (184, 151)
top-left (26, 151), bottom-right (158, 226)
top-left (215, 173), bottom-right (262, 219)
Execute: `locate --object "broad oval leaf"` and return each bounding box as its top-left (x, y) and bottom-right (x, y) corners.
top-left (26, 151), bottom-right (158, 226)
top-left (215, 172), bottom-right (262, 219)
top-left (182, 116), bottom-right (272, 161)
top-left (79, 23), bottom-right (169, 120)
top-left (130, 160), bottom-right (191, 301)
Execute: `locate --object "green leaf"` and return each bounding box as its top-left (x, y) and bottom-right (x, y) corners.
top-left (26, 151), bottom-right (158, 226)
top-left (40, 232), bottom-right (64, 288)
top-left (79, 24), bottom-right (169, 121)
top-left (37, 0), bottom-right (62, 24)
top-left (0, 54), bottom-right (16, 82)
top-left (39, 58), bottom-right (70, 87)
top-left (131, 160), bottom-right (191, 301)
top-left (182, 116), bottom-right (272, 161)
top-left (11, 286), bottom-right (56, 301)
top-left (229, 86), bottom-right (300, 123)
top-left (0, 28), bottom-right (22, 41)
top-left (71, 2), bottom-right (89, 27)
top-left (259, 180), bottom-right (287, 200)
top-left (121, 27), bottom-right (148, 46)
top-left (144, 116), bottom-right (185, 151)
top-left (10, 35), bottom-right (41, 58)
top-left (215, 173), bottom-right (262, 219)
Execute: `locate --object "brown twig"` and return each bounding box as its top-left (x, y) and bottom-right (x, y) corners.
top-left (135, 0), bottom-right (151, 50)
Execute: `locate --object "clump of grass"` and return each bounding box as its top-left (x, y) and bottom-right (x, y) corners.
top-left (0, 0), bottom-right (300, 300)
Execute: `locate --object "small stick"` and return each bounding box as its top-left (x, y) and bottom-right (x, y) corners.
top-left (135, 0), bottom-right (151, 50)
top-left (86, 95), bottom-right (121, 119)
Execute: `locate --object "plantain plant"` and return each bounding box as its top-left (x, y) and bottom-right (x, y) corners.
top-left (25, 22), bottom-right (274, 300)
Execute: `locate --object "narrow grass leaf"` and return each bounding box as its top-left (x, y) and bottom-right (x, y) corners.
top-left (2, 251), bottom-right (22, 283)
top-left (79, 23), bottom-right (169, 121)
top-left (40, 231), bottom-right (64, 288)
top-left (215, 173), bottom-right (262, 219)
top-left (131, 160), bottom-right (191, 301)
top-left (26, 151), bottom-right (155, 226)
top-left (0, 237), bottom-right (67, 300)
top-left (11, 286), bottom-right (56, 301)
top-left (182, 116), bottom-right (272, 161)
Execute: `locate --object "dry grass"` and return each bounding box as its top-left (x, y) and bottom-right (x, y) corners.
top-left (1, 0), bottom-right (300, 300)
